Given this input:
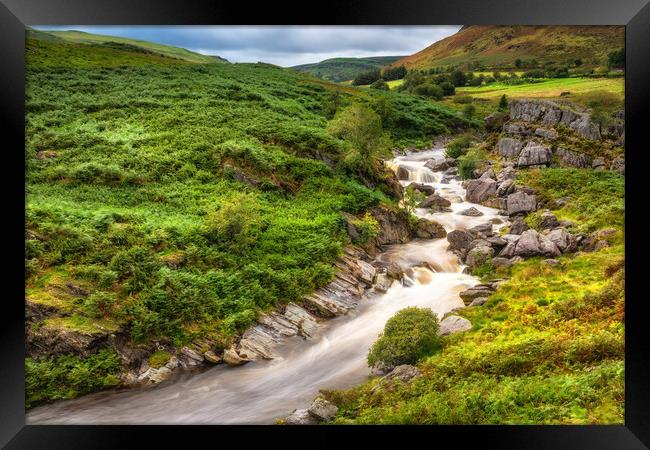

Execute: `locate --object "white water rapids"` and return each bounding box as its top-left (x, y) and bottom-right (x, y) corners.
top-left (27, 148), bottom-right (507, 425)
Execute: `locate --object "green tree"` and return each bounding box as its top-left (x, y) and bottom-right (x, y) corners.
top-left (413, 83), bottom-right (444, 100)
top-left (352, 69), bottom-right (381, 85)
top-left (327, 104), bottom-right (391, 177)
top-left (463, 104), bottom-right (476, 120)
top-left (370, 79), bottom-right (389, 90)
top-left (515, 58), bottom-right (523, 68)
top-left (367, 307), bottom-right (441, 368)
top-left (498, 94), bottom-right (508, 111)
top-left (450, 69), bottom-right (467, 87)
top-left (607, 48), bottom-right (625, 70)
top-left (439, 81), bottom-right (455, 96)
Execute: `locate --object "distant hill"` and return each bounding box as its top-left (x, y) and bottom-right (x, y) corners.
top-left (27, 29), bottom-right (225, 64)
top-left (292, 56), bottom-right (404, 82)
top-left (391, 25), bottom-right (624, 71)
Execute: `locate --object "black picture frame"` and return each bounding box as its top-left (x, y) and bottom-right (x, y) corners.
top-left (1, 0), bottom-right (648, 447)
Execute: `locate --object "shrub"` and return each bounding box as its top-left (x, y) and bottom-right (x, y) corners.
top-left (367, 307), bottom-right (441, 368)
top-left (204, 193), bottom-right (261, 247)
top-left (498, 94), bottom-right (508, 111)
top-left (462, 104), bottom-right (476, 120)
top-left (370, 79), bottom-right (389, 91)
top-left (352, 69), bottom-right (381, 86)
top-left (445, 134), bottom-right (474, 159)
top-left (458, 147), bottom-right (487, 180)
top-left (349, 212), bottom-right (380, 244)
top-left (413, 83), bottom-right (443, 100)
top-left (82, 291), bottom-right (117, 318)
top-left (439, 81), bottom-right (455, 96)
top-left (454, 95), bottom-right (473, 104)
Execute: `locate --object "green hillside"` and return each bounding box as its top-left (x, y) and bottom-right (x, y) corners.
top-left (25, 31), bottom-right (471, 406)
top-left (28, 29), bottom-right (223, 64)
top-left (392, 25), bottom-right (624, 71)
top-left (292, 56), bottom-right (404, 82)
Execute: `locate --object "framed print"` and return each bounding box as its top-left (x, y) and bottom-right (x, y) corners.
top-left (1, 0), bottom-right (649, 447)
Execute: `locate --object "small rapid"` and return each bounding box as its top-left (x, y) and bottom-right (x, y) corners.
top-left (27, 147), bottom-right (506, 425)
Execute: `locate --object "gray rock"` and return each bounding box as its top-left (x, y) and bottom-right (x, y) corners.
top-left (285, 409), bottom-right (319, 425)
top-left (418, 194), bottom-right (451, 209)
top-left (396, 165), bottom-right (411, 180)
top-left (517, 141), bottom-right (552, 167)
top-left (424, 159), bottom-right (449, 172)
top-left (438, 315), bottom-right (472, 336)
top-left (465, 179), bottom-right (497, 204)
top-left (491, 257), bottom-right (514, 269)
top-left (538, 234), bottom-right (561, 257)
top-left (487, 236), bottom-right (508, 250)
top-left (466, 245), bottom-right (494, 268)
top-left (468, 222), bottom-right (494, 238)
top-left (555, 148), bottom-right (592, 168)
top-left (503, 123), bottom-right (531, 135)
top-left (308, 397), bottom-right (338, 422)
top-left (413, 219), bottom-right (447, 239)
top-left (497, 137), bottom-right (524, 159)
top-left (534, 127), bottom-right (558, 140)
top-left (496, 179), bottom-right (516, 197)
top-left (514, 230), bottom-right (542, 256)
top-left (447, 230), bottom-right (474, 252)
top-left (373, 273), bottom-right (393, 293)
top-left (479, 168), bottom-right (496, 180)
top-left (408, 182), bottom-right (435, 196)
top-left (459, 285), bottom-right (494, 304)
top-left (539, 211), bottom-right (560, 230)
top-left (469, 297), bottom-right (488, 307)
top-left (610, 155), bottom-right (625, 175)
top-left (507, 191), bottom-right (537, 216)
top-left (485, 112), bottom-right (506, 131)
top-left (457, 207), bottom-right (484, 217)
top-left (546, 228), bottom-right (571, 252)
top-left (384, 364), bottom-right (421, 382)
top-left (543, 259), bottom-right (561, 266)
top-left (592, 157), bottom-right (606, 170)
top-left (569, 114), bottom-right (601, 141)
top-left (509, 99), bottom-right (600, 141)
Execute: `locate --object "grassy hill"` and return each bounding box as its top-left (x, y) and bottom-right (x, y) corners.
top-left (292, 56), bottom-right (404, 82)
top-left (25, 30), bottom-right (471, 406)
top-left (391, 25), bottom-right (624, 71)
top-left (27, 29), bottom-right (223, 64)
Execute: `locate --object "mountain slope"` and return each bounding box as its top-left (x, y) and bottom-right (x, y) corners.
top-left (28, 29), bottom-right (223, 64)
top-left (391, 25), bottom-right (624, 71)
top-left (292, 56), bottom-right (404, 82)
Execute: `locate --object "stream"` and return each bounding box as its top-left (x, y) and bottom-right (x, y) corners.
top-left (27, 147), bottom-right (507, 425)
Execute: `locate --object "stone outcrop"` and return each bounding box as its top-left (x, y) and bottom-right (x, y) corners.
top-left (516, 141), bottom-right (552, 168)
top-left (509, 99), bottom-right (601, 141)
top-left (506, 191), bottom-right (537, 216)
top-left (497, 137), bottom-right (524, 159)
top-left (465, 179), bottom-right (497, 204)
top-left (555, 148), bottom-right (592, 168)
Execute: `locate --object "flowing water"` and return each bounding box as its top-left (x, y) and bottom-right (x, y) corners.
top-left (27, 147), bottom-right (506, 425)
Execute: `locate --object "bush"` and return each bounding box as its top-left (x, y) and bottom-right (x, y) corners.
top-left (367, 307), bottom-right (441, 368)
top-left (352, 69), bottom-right (381, 86)
top-left (382, 65), bottom-right (407, 81)
top-left (204, 193), bottom-right (261, 247)
top-left (82, 291), bottom-right (117, 318)
top-left (498, 94), bottom-right (508, 111)
top-left (349, 212), bottom-right (380, 244)
top-left (439, 81), bottom-right (455, 96)
top-left (369, 79), bottom-right (389, 91)
top-left (445, 134), bottom-right (474, 159)
top-left (413, 83), bottom-right (444, 100)
top-left (457, 147), bottom-right (487, 180)
top-left (462, 104), bottom-right (476, 120)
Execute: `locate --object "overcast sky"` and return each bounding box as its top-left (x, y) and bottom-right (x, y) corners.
top-left (34, 26), bottom-right (461, 66)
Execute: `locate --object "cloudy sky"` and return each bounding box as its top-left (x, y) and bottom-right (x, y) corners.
top-left (34, 26), bottom-right (461, 66)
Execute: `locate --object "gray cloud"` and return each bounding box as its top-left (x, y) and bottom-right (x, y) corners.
top-left (34, 25), bottom-right (460, 66)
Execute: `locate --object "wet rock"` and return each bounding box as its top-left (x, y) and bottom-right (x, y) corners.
top-left (506, 191), bottom-right (537, 216)
top-left (203, 350), bottom-right (222, 364)
top-left (539, 211), bottom-right (560, 230)
top-left (396, 165), bottom-right (411, 180)
top-left (424, 159), bottom-right (449, 172)
top-left (369, 205), bottom-right (412, 245)
top-left (497, 137), bottom-right (524, 159)
top-left (555, 148), bottom-right (592, 168)
top-left (481, 197), bottom-right (507, 210)
top-left (414, 218), bottom-right (447, 239)
top-left (447, 230), bottom-right (474, 252)
top-left (308, 397), bottom-right (338, 422)
top-left (517, 141), bottom-right (552, 167)
top-left (465, 179), bottom-right (497, 204)
top-left (469, 222), bottom-right (494, 238)
top-left (148, 366), bottom-right (172, 384)
top-left (223, 347), bottom-right (248, 366)
top-left (373, 273), bottom-right (393, 293)
top-left (466, 245), bottom-right (494, 269)
top-left (447, 195), bottom-right (464, 203)
top-left (438, 315), bottom-right (472, 336)
top-left (384, 364), bottom-right (421, 382)
top-left (534, 127), bottom-right (558, 140)
top-left (496, 179), bottom-right (515, 197)
top-left (457, 207), bottom-right (483, 217)
top-left (285, 409), bottom-right (318, 425)
top-left (408, 182), bottom-right (435, 196)
top-left (610, 155), bottom-right (625, 175)
top-left (418, 194), bottom-right (451, 209)
top-left (459, 285), bottom-right (494, 304)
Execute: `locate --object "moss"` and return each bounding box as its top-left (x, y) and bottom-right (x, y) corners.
top-left (148, 350), bottom-right (171, 368)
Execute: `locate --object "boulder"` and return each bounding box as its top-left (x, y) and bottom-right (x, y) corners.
top-left (447, 230), bottom-right (474, 252)
top-left (546, 227), bottom-right (571, 252)
top-left (513, 230), bottom-right (542, 256)
top-left (534, 127), bottom-right (558, 140)
top-left (497, 137), bottom-right (524, 159)
top-left (592, 157), bottom-right (606, 170)
top-left (498, 166), bottom-right (517, 181)
top-left (491, 257), bottom-right (514, 269)
top-left (203, 350), bottom-right (222, 364)
top-left (413, 218), bottom-right (447, 239)
top-left (373, 273), bottom-right (393, 293)
top-left (485, 112), bottom-right (507, 131)
top-left (438, 315), bottom-right (472, 336)
top-left (610, 155), bottom-right (625, 175)
top-left (469, 297), bottom-right (488, 307)
top-left (459, 285), bottom-right (494, 304)
top-left (465, 179), bottom-right (497, 203)
top-left (424, 159), bottom-right (449, 172)
top-left (539, 211), bottom-right (560, 230)
top-left (506, 191), bottom-right (537, 216)
top-left (223, 347), bottom-right (248, 366)
top-left (308, 397), bottom-right (338, 422)
top-left (508, 216), bottom-right (529, 235)
top-left (517, 141), bottom-right (552, 167)
top-left (569, 114), bottom-right (601, 140)
top-left (469, 222), bottom-right (494, 238)
top-left (408, 182), bottom-right (435, 195)
top-left (418, 194), bottom-right (451, 209)
top-left (538, 234), bottom-right (561, 257)
top-left (457, 207), bottom-right (483, 217)
top-left (384, 364), bottom-right (421, 382)
top-left (503, 123), bottom-right (531, 135)
top-left (396, 165), bottom-right (411, 180)
top-left (487, 236), bottom-right (508, 250)
top-left (369, 206), bottom-right (412, 245)
top-left (479, 168), bottom-right (495, 180)
top-left (498, 242), bottom-right (517, 258)
top-left (555, 148), bottom-right (592, 168)
top-left (481, 197), bottom-right (507, 210)
top-left (496, 179), bottom-right (515, 197)
top-left (466, 245), bottom-right (494, 268)
top-left (285, 409), bottom-right (318, 425)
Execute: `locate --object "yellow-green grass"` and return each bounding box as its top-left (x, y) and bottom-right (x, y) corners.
top-left (456, 77), bottom-right (623, 101)
top-left (387, 79), bottom-right (404, 89)
top-left (41, 315), bottom-right (121, 334)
